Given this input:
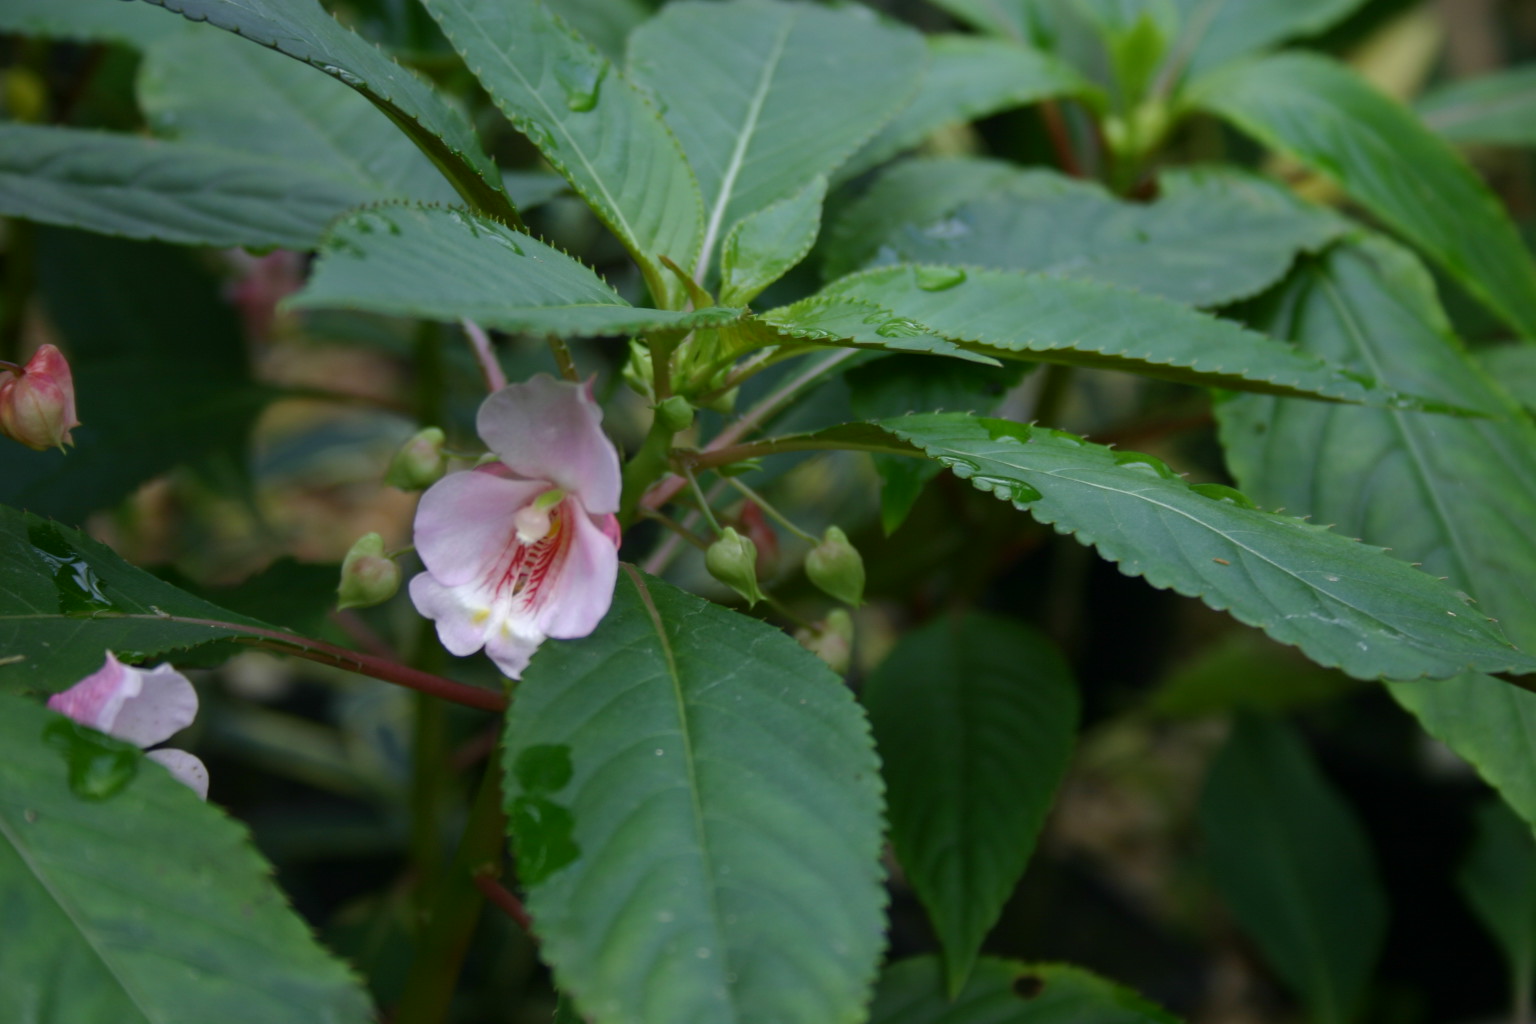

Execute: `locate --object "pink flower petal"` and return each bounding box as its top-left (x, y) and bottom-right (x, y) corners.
top-left (414, 471), bottom-right (546, 586)
top-left (477, 375), bottom-right (621, 514)
top-left (535, 507), bottom-right (621, 640)
top-left (107, 662), bottom-right (199, 748)
top-left (482, 625), bottom-right (543, 680)
top-left (145, 749), bottom-right (210, 800)
top-left (409, 572), bottom-right (494, 656)
top-left (47, 652), bottom-right (137, 734)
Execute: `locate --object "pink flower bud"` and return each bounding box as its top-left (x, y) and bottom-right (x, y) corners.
top-left (0, 344), bottom-right (80, 451)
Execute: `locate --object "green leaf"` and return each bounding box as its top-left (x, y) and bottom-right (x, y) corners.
top-left (502, 568), bottom-right (885, 1024)
top-left (868, 956), bottom-right (1181, 1024)
top-left (823, 158), bottom-right (1094, 282)
top-left (837, 166), bottom-right (1346, 308)
top-left (138, 26), bottom-right (458, 204)
top-left (420, 0), bottom-right (702, 305)
top-left (1191, 52), bottom-right (1536, 340)
top-left (0, 0), bottom-right (183, 48)
top-left (0, 124), bottom-right (372, 250)
top-left (0, 230), bottom-right (271, 524)
top-left (1458, 798), bottom-right (1536, 1007)
top-left (864, 614), bottom-right (1078, 993)
top-left (846, 355), bottom-right (1028, 533)
top-left (555, 0), bottom-right (649, 62)
top-left (1168, 0), bottom-right (1366, 78)
top-left (840, 35), bottom-right (1094, 182)
top-left (1200, 715), bottom-right (1387, 1024)
top-left (1213, 234), bottom-right (1536, 825)
top-left (856, 413), bottom-right (1536, 681)
top-left (0, 504), bottom-right (274, 694)
top-left (628, 0), bottom-right (926, 280)
top-left (813, 265), bottom-right (1409, 402)
top-left (291, 204), bottom-right (743, 337)
top-left (134, 0), bottom-right (513, 221)
top-left (759, 295), bottom-right (1002, 366)
top-left (1417, 66), bottom-right (1536, 147)
top-left (1479, 343), bottom-right (1536, 414)
top-left (922, 0), bottom-right (1040, 46)
top-left (719, 174), bottom-right (827, 307)
top-left (0, 692), bottom-right (374, 1023)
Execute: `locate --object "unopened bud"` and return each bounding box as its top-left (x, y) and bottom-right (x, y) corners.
top-left (705, 527), bottom-right (764, 606)
top-left (655, 395), bottom-right (694, 433)
top-left (703, 386), bottom-right (738, 416)
top-left (385, 427), bottom-right (448, 490)
top-left (795, 608), bottom-right (854, 675)
top-left (0, 344), bottom-right (79, 451)
top-left (805, 526), bottom-right (864, 606)
top-left (337, 533), bottom-right (401, 610)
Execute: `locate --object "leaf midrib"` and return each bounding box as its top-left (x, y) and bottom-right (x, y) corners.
top-left (0, 809), bottom-right (157, 1023)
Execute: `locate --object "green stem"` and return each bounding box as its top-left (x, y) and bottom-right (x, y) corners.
top-left (409, 619), bottom-right (449, 924)
top-left (689, 435), bottom-right (918, 472)
top-left (393, 757), bottom-right (510, 1023)
top-left (1031, 364), bottom-right (1074, 428)
top-left (547, 334), bottom-right (580, 382)
top-left (683, 465), bottom-right (722, 534)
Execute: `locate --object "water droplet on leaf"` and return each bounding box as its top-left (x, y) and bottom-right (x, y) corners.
top-left (1112, 451), bottom-right (1178, 479)
top-left (915, 266), bottom-right (967, 292)
top-left (509, 795), bottom-right (579, 884)
top-left (28, 523), bottom-right (112, 614)
top-left (875, 318), bottom-right (924, 338)
top-left (513, 743), bottom-right (573, 795)
top-left (44, 719), bottom-right (138, 801)
top-left (555, 57), bottom-right (608, 113)
top-left (1189, 483), bottom-right (1256, 509)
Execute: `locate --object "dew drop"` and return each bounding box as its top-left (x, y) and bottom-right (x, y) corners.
top-left (875, 318), bottom-right (925, 338)
top-left (914, 266), bottom-right (967, 292)
top-left (508, 795), bottom-right (580, 884)
top-left (1112, 451), bottom-right (1178, 480)
top-left (1189, 483), bottom-right (1256, 509)
top-left (512, 743), bottom-right (573, 795)
top-left (861, 310), bottom-right (888, 325)
top-left (44, 719), bottom-right (138, 801)
top-left (696, 947), bottom-right (712, 959)
top-left (28, 522), bottom-right (111, 614)
top-left (555, 57), bottom-right (608, 113)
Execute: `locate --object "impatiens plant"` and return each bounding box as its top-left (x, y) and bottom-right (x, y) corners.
top-left (3, 0), bottom-right (1536, 1020)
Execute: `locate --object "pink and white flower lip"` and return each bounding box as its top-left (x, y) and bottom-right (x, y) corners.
top-left (47, 652), bottom-right (209, 799)
top-left (410, 375), bottom-right (622, 680)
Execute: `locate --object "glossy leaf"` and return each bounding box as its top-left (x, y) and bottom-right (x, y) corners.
top-left (133, 0), bottom-right (513, 220)
top-left (839, 166), bottom-right (1345, 307)
top-left (1417, 66), bottom-right (1536, 147)
top-left (868, 956), bottom-right (1181, 1024)
top-left (0, 124), bottom-right (371, 250)
top-left (628, 0), bottom-right (925, 279)
top-left (814, 265), bottom-right (1410, 402)
top-left (0, 692), bottom-right (373, 1023)
top-left (0, 0), bottom-right (183, 47)
top-left (1200, 715), bottom-right (1387, 1024)
top-left (823, 158), bottom-right (1094, 282)
top-left (0, 504), bottom-right (274, 694)
top-left (0, 230), bottom-right (271, 524)
top-left (502, 568), bottom-right (885, 1024)
top-left (421, 0), bottom-right (702, 304)
top-left (138, 26), bottom-right (458, 204)
top-left (1215, 235), bottom-right (1536, 825)
top-left (1192, 53), bottom-right (1536, 340)
top-left (761, 295), bottom-right (1001, 366)
top-left (864, 614), bottom-right (1078, 993)
top-left (1168, 0), bottom-right (1366, 78)
top-left (1458, 798), bottom-right (1536, 1007)
top-left (719, 174), bottom-right (827, 306)
top-left (291, 204), bottom-right (743, 337)
top-left (841, 35), bottom-right (1093, 181)
top-left (852, 413), bottom-right (1536, 682)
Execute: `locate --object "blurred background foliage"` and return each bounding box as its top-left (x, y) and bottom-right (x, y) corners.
top-left (2, 0), bottom-right (1535, 1020)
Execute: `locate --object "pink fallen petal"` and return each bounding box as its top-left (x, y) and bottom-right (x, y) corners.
top-left (145, 749), bottom-right (210, 800)
top-left (477, 375), bottom-right (621, 514)
top-left (49, 654), bottom-right (198, 749)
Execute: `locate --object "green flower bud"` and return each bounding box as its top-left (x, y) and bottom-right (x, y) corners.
top-left (703, 386), bottom-right (738, 416)
top-left (705, 527), bottom-right (764, 606)
top-left (385, 426), bottom-right (448, 491)
top-left (337, 533), bottom-right (401, 610)
top-left (805, 525), bottom-right (865, 606)
top-left (795, 608), bottom-right (854, 675)
top-left (655, 395), bottom-right (694, 434)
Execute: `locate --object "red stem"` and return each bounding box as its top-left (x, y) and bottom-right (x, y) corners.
top-left (472, 871), bottom-right (534, 933)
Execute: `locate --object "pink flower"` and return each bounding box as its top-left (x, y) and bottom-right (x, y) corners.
top-left (47, 652), bottom-right (209, 799)
top-left (0, 344), bottom-right (80, 451)
top-left (410, 375), bottom-right (622, 679)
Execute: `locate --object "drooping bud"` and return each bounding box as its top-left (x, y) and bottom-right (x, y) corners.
top-left (805, 525), bottom-right (865, 606)
top-left (337, 532), bottom-right (401, 610)
top-left (0, 344), bottom-right (79, 451)
top-left (655, 395), bottom-right (694, 434)
top-left (385, 426), bottom-right (448, 490)
top-left (705, 527), bottom-right (764, 606)
top-left (795, 608), bottom-right (854, 675)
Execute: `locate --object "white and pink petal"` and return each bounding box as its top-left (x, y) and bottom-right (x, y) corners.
top-left (477, 375), bottom-right (621, 514)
